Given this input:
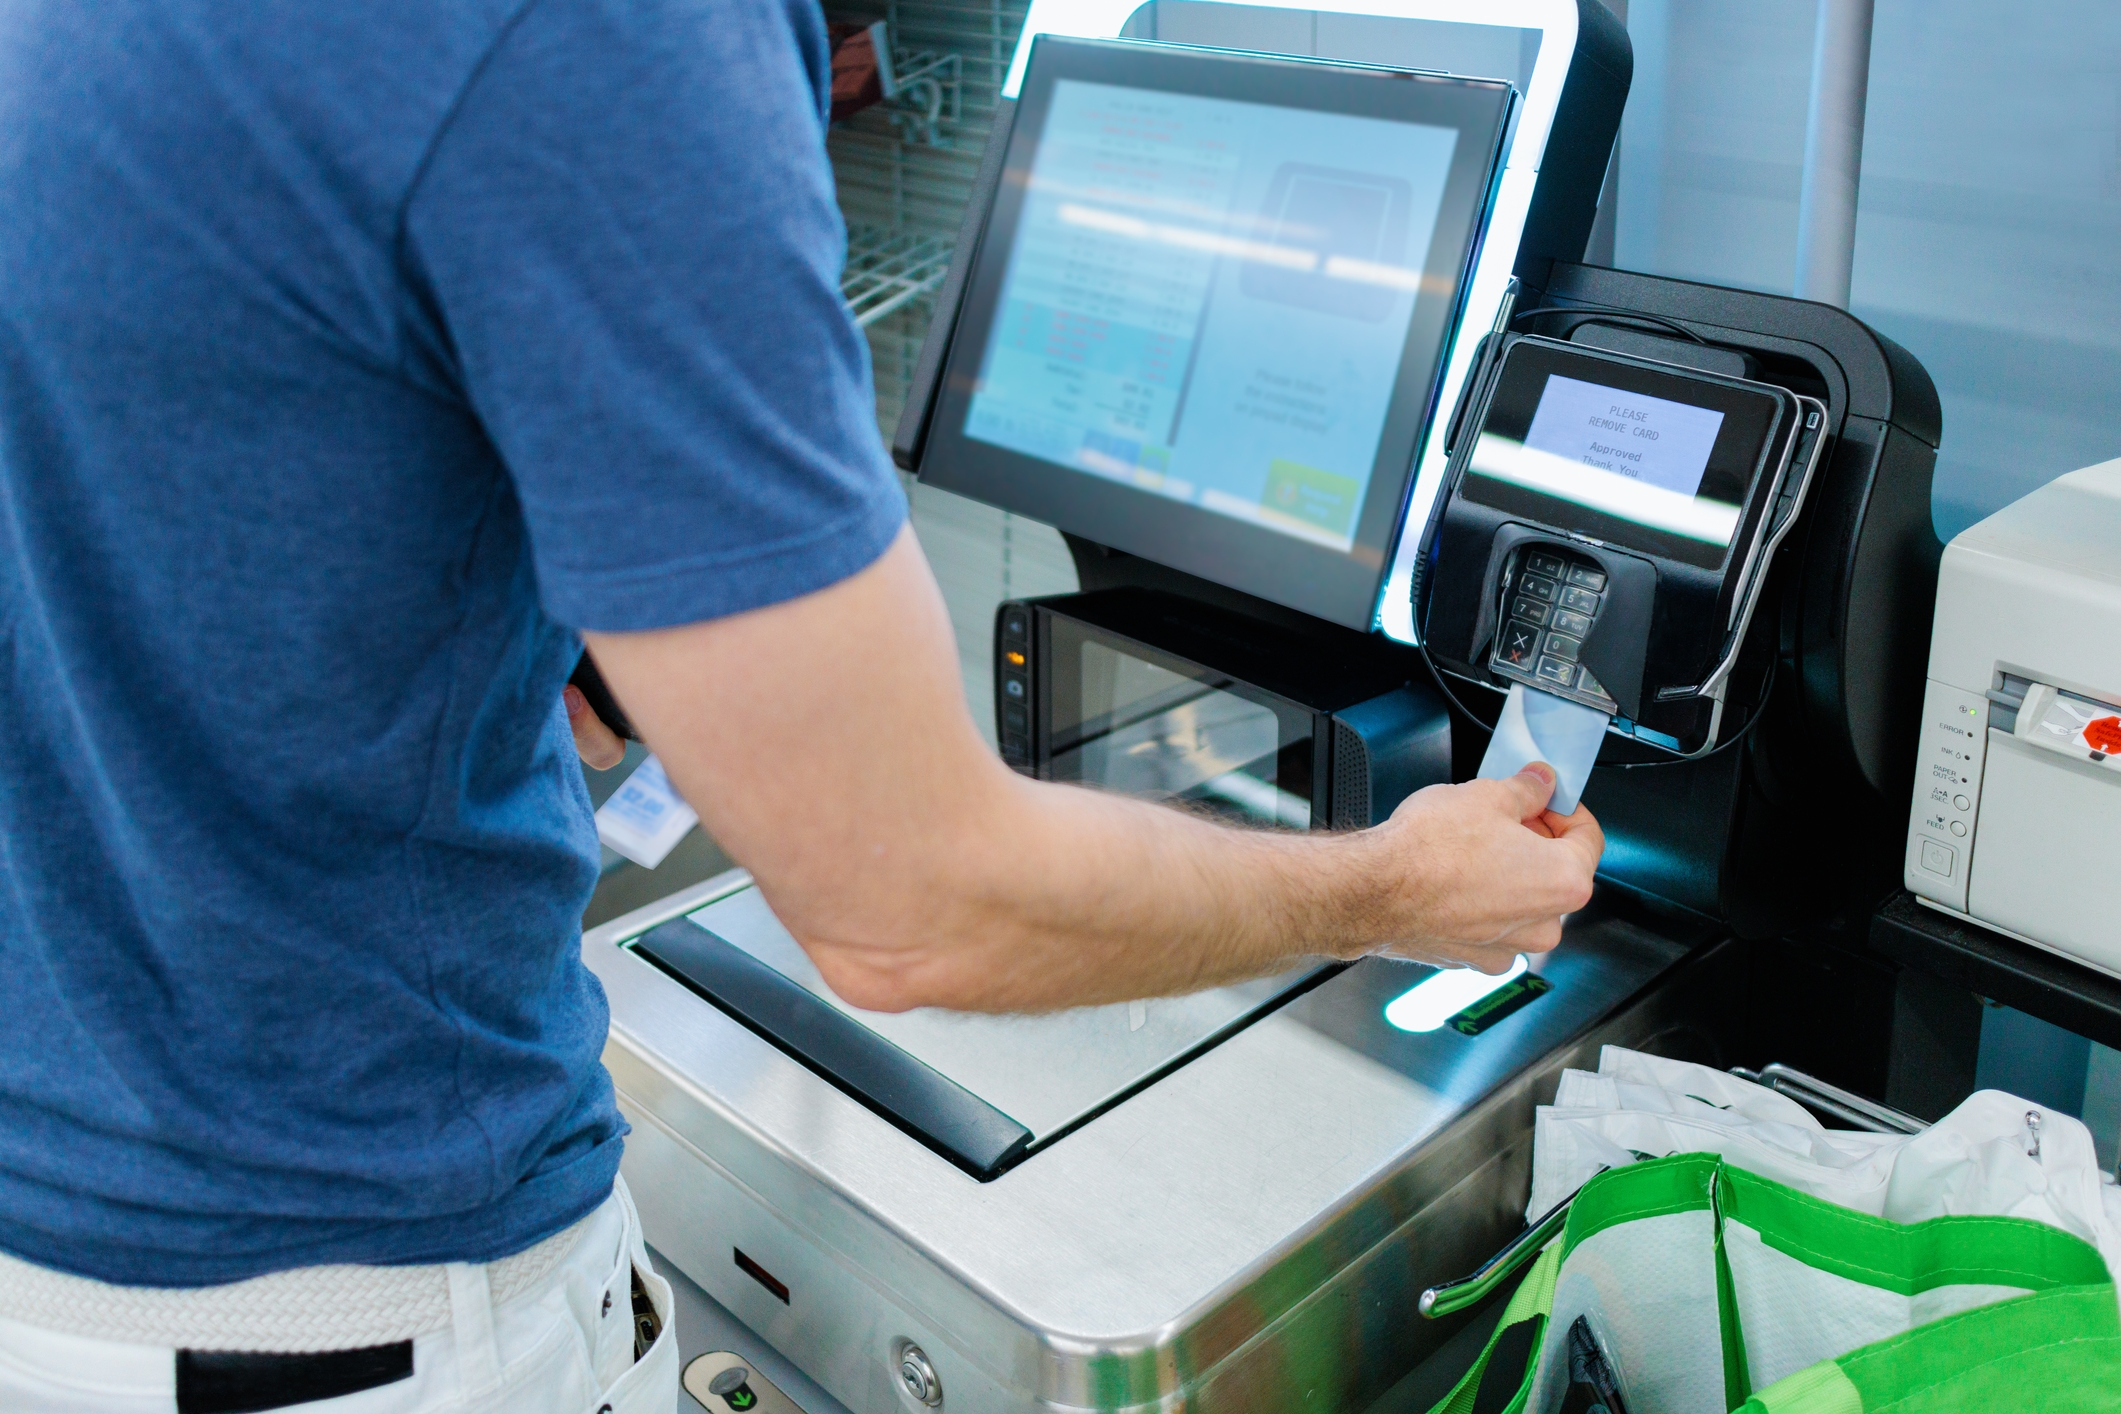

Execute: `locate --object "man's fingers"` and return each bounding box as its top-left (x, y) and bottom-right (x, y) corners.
top-left (1490, 761), bottom-right (1558, 823)
top-left (1497, 916), bottom-right (1564, 955)
top-left (565, 685), bottom-right (627, 770)
top-left (1375, 763), bottom-right (1604, 969)
top-left (1545, 801), bottom-right (1606, 880)
top-left (1489, 803), bottom-right (1599, 926)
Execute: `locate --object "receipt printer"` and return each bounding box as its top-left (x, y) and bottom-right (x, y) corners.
top-left (1905, 458), bottom-right (2121, 971)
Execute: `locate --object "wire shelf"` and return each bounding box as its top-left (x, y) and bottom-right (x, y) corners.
top-left (843, 225), bottom-right (955, 329)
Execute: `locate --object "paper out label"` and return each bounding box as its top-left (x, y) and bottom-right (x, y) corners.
top-left (595, 755), bottom-right (699, 869)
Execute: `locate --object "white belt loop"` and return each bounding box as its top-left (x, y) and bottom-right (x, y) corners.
top-left (445, 1261), bottom-right (502, 1400)
top-left (613, 1177), bottom-right (645, 1264)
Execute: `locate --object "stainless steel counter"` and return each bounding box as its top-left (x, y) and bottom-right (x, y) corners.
top-left (596, 871), bottom-right (1728, 1414)
top-left (658, 1244), bottom-right (852, 1414)
top-left (656, 1240), bottom-right (1502, 1414)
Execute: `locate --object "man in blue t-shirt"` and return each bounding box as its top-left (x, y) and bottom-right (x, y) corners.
top-left (0, 1), bottom-right (1599, 1409)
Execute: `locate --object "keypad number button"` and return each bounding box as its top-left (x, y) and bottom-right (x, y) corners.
top-left (1511, 596), bottom-right (1551, 626)
top-left (1551, 608), bottom-right (1593, 638)
top-left (1544, 632), bottom-right (1582, 663)
top-left (1559, 585), bottom-right (1602, 615)
top-left (1526, 551), bottom-right (1568, 579)
top-left (1519, 574), bottom-right (1557, 603)
top-left (1565, 564), bottom-right (1608, 591)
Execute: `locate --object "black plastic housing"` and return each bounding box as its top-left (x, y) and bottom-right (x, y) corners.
top-left (1423, 336), bottom-right (1805, 746)
top-left (997, 587), bottom-right (1451, 829)
top-left (634, 919), bottom-right (1031, 1179)
top-left (1427, 264), bottom-right (1943, 935)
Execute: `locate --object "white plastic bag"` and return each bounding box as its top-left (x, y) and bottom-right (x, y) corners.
top-left (1530, 1046), bottom-right (2121, 1290)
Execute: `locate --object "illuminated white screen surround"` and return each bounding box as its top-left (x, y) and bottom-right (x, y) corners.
top-left (999, 0), bottom-right (1592, 642)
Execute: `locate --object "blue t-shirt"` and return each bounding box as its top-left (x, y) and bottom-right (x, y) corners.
top-left (0, 0), bottom-right (905, 1285)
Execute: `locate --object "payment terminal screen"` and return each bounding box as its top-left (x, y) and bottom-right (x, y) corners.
top-left (1459, 339), bottom-right (1786, 569)
top-left (1495, 374), bottom-right (1738, 547)
top-left (961, 80), bottom-right (1459, 553)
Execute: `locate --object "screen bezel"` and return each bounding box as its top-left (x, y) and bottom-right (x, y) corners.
top-left (1458, 340), bottom-right (1791, 572)
top-left (920, 36), bottom-right (1513, 631)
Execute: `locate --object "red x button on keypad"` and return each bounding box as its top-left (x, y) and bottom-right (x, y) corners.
top-left (1500, 620), bottom-right (1542, 667)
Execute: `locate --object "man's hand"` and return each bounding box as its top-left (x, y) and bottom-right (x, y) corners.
top-left (582, 527), bottom-right (1605, 1013)
top-left (565, 684), bottom-right (626, 771)
top-left (1362, 765), bottom-right (1602, 975)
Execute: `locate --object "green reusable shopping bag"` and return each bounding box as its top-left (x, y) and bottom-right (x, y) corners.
top-left (1425, 1153), bottom-right (2121, 1414)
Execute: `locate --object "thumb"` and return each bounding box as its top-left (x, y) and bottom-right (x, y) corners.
top-left (1495, 761), bottom-right (1557, 822)
top-left (565, 684), bottom-right (627, 771)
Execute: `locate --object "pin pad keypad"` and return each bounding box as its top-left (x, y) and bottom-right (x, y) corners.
top-left (1489, 548), bottom-right (1617, 709)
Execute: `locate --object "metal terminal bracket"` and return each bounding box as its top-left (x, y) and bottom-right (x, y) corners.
top-left (1731, 1062), bottom-right (1928, 1135)
top-left (1661, 392), bottom-right (1832, 720)
top-left (1418, 1180), bottom-right (1585, 1319)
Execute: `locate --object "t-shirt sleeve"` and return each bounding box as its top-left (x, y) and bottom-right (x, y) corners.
top-left (401, 0), bottom-right (907, 632)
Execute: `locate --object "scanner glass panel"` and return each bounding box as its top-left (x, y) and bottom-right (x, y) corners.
top-left (925, 39), bottom-right (1512, 629)
top-left (680, 887), bottom-right (1323, 1144)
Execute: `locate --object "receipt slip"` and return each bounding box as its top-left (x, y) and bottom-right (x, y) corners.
top-left (2020, 682), bottom-right (2121, 771)
top-left (1477, 682), bottom-right (1610, 816)
top-left (595, 755), bottom-right (699, 869)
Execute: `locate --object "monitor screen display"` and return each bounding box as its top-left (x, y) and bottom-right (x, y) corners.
top-left (922, 38), bottom-right (1512, 629)
top-left (963, 79), bottom-right (1460, 553)
top-left (1459, 341), bottom-right (1789, 571)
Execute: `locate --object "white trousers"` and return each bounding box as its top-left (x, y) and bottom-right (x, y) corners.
top-left (0, 1178), bottom-right (678, 1414)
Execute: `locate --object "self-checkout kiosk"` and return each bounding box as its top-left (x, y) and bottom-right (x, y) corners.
top-left (583, 5), bottom-right (1944, 1412)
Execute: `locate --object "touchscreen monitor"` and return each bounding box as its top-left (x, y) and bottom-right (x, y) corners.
top-left (1458, 340), bottom-right (1790, 571)
top-left (921, 37), bottom-right (1512, 630)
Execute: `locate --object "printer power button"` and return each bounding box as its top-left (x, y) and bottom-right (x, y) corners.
top-left (1919, 839), bottom-right (1955, 879)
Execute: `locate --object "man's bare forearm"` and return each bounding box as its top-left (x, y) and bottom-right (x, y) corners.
top-left (585, 528), bottom-right (1597, 1015)
top-left (776, 763), bottom-right (1397, 1012)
